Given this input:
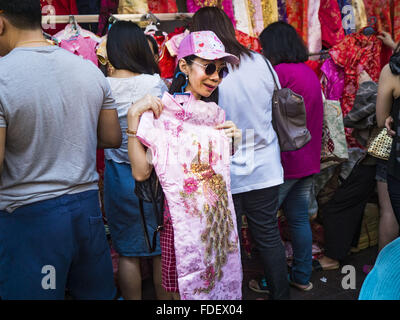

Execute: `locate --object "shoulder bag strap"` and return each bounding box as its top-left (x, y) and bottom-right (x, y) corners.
top-left (262, 56), bottom-right (279, 90)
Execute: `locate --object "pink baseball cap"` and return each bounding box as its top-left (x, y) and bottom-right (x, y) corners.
top-left (177, 31), bottom-right (239, 65)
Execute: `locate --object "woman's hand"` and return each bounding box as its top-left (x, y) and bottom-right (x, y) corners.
top-left (128, 94), bottom-right (164, 120)
top-left (385, 116), bottom-right (396, 136)
top-left (377, 31), bottom-right (397, 50)
top-left (215, 121), bottom-right (242, 154)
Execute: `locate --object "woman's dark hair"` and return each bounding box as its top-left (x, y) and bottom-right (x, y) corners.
top-left (259, 21), bottom-right (309, 66)
top-left (169, 55), bottom-right (218, 104)
top-left (146, 34), bottom-right (159, 57)
top-left (190, 6), bottom-right (251, 62)
top-left (0, 0), bottom-right (41, 29)
top-left (107, 21), bottom-right (160, 75)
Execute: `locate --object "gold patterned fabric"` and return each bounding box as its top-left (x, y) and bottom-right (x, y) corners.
top-left (352, 0), bottom-right (367, 31)
top-left (261, 0), bottom-right (278, 28)
top-left (118, 0), bottom-right (148, 14)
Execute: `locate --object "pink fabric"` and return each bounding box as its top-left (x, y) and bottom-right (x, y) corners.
top-left (275, 63), bottom-right (324, 180)
top-left (321, 58), bottom-right (345, 101)
top-left (137, 92), bottom-right (242, 300)
top-left (60, 35), bottom-right (99, 66)
top-left (250, 0), bottom-right (264, 35)
top-left (186, 1), bottom-right (236, 27)
top-left (177, 31), bottom-right (239, 65)
top-left (307, 0), bottom-right (322, 56)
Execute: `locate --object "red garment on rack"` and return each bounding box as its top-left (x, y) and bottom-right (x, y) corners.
top-left (395, 1), bottom-right (400, 43)
top-left (155, 34), bottom-right (176, 79)
top-left (41, 0), bottom-right (79, 35)
top-left (329, 30), bottom-right (387, 147)
top-left (318, 0), bottom-right (345, 48)
top-left (147, 0), bottom-right (177, 13)
top-left (235, 30), bottom-right (262, 53)
top-left (285, 0), bottom-right (308, 45)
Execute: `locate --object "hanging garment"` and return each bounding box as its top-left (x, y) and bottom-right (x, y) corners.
top-left (329, 30), bottom-right (385, 147)
top-left (248, 0), bottom-right (264, 36)
top-left (277, 0), bottom-right (288, 22)
top-left (260, 0), bottom-right (279, 32)
top-left (285, 0), bottom-right (308, 45)
top-left (155, 33), bottom-right (177, 79)
top-left (337, 0), bottom-right (356, 34)
top-left (186, 1), bottom-right (236, 27)
top-left (307, 0), bottom-right (322, 56)
top-left (147, 0), bottom-right (178, 13)
top-left (117, 0), bottom-right (148, 13)
top-left (351, 0), bottom-right (367, 31)
top-left (97, 0), bottom-right (119, 36)
top-left (318, 0), bottom-right (345, 48)
top-left (394, 1), bottom-right (400, 43)
top-left (60, 35), bottom-right (99, 66)
top-left (320, 58), bottom-right (345, 101)
top-left (235, 29), bottom-right (262, 52)
top-left (232, 0), bottom-right (253, 36)
top-left (363, 0), bottom-right (392, 38)
top-left (40, 0), bottom-right (79, 35)
top-left (137, 92), bottom-right (242, 300)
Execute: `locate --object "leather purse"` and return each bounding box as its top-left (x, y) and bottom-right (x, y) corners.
top-left (134, 169), bottom-right (164, 253)
top-left (264, 58), bottom-right (311, 151)
top-left (367, 127), bottom-right (393, 161)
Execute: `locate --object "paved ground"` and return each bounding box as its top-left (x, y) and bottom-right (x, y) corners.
top-left (141, 245), bottom-right (378, 300)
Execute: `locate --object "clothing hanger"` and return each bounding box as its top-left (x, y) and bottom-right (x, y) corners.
top-left (363, 16), bottom-right (377, 36)
top-left (143, 12), bottom-right (164, 37)
top-left (173, 72), bottom-right (191, 98)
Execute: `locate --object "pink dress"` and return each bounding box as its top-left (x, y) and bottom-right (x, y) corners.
top-left (137, 92), bottom-right (242, 300)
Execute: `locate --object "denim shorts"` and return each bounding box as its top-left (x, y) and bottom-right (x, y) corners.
top-left (0, 190), bottom-right (116, 300)
top-left (376, 159), bottom-right (388, 183)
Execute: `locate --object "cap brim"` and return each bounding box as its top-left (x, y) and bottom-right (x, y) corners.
top-left (195, 52), bottom-right (240, 65)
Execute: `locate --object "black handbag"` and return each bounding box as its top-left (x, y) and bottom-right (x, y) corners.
top-left (134, 169), bottom-right (164, 253)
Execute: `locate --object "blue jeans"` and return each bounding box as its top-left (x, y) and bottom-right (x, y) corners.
top-left (0, 190), bottom-right (116, 300)
top-left (279, 176), bottom-right (313, 285)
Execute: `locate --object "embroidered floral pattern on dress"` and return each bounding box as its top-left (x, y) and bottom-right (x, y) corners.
top-left (173, 142), bottom-right (239, 295)
top-left (137, 92), bottom-right (242, 299)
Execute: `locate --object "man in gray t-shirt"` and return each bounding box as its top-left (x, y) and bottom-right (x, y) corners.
top-left (0, 1), bottom-right (121, 299)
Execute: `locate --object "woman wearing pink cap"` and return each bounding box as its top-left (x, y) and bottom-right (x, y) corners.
top-left (126, 31), bottom-right (242, 300)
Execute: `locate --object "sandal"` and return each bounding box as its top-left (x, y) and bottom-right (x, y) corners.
top-left (288, 275), bottom-right (313, 292)
top-left (312, 259), bottom-right (339, 271)
top-left (248, 277), bottom-right (270, 294)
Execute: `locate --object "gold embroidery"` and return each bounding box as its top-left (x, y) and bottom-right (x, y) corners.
top-left (180, 141), bottom-right (238, 295)
top-left (261, 0), bottom-right (279, 28)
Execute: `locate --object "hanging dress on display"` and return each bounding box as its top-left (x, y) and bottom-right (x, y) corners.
top-left (285, 0), bottom-right (308, 45)
top-left (329, 29), bottom-right (386, 147)
top-left (277, 0), bottom-right (288, 22)
top-left (307, 0), bottom-right (322, 57)
top-left (137, 92), bottom-right (242, 300)
top-left (318, 0), bottom-right (345, 48)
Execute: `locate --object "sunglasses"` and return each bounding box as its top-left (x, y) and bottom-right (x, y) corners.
top-left (191, 60), bottom-right (229, 79)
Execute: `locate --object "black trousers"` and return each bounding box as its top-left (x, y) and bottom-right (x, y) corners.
top-left (321, 163), bottom-right (376, 261)
top-left (233, 186), bottom-right (290, 300)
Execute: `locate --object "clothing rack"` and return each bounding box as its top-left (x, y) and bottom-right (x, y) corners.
top-left (308, 49), bottom-right (330, 57)
top-left (41, 13), bottom-right (193, 25)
